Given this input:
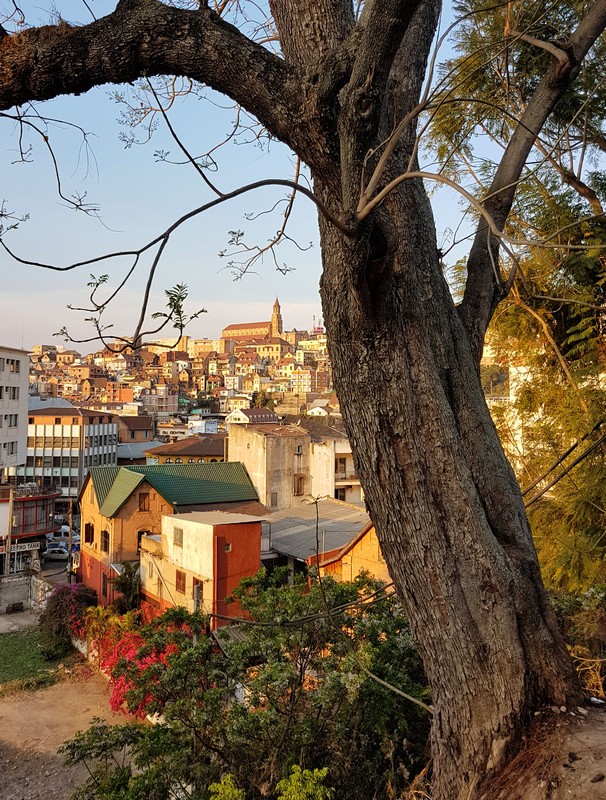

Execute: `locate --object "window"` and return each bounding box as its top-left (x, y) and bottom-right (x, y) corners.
top-left (55, 418), bottom-right (61, 425)
top-left (139, 493), bottom-right (150, 511)
top-left (175, 569), bottom-right (186, 594)
top-left (173, 527), bottom-right (183, 547)
top-left (137, 530), bottom-right (149, 553)
top-left (28, 417), bottom-right (34, 425)
top-left (84, 523), bottom-right (94, 544)
top-left (192, 577), bottom-right (203, 603)
top-left (271, 492), bottom-right (278, 507)
top-left (102, 573), bottom-right (108, 597)
top-left (165, 457), bottom-right (173, 464)
top-left (175, 458), bottom-right (182, 464)
top-left (7, 441), bottom-right (17, 455)
top-left (101, 530), bottom-right (110, 553)
top-left (293, 476), bottom-right (305, 496)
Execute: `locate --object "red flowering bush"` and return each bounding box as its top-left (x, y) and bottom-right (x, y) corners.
top-left (98, 612), bottom-right (198, 717)
top-left (38, 584), bottom-right (98, 660)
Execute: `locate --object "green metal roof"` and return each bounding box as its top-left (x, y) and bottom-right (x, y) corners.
top-left (89, 463), bottom-right (258, 519)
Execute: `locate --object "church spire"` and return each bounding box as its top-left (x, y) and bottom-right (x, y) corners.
top-left (271, 297), bottom-right (283, 337)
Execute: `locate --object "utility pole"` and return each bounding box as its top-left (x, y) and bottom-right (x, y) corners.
top-left (193, 581), bottom-right (201, 645)
top-left (67, 498), bottom-right (74, 583)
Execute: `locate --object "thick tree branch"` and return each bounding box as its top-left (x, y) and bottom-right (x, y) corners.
top-left (459, 0), bottom-right (606, 361)
top-left (0, 0), bottom-right (333, 175)
top-left (338, 0), bottom-right (428, 203)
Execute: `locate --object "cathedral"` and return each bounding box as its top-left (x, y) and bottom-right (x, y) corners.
top-left (221, 298), bottom-right (284, 342)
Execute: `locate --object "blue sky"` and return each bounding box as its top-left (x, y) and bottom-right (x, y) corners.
top-left (0, 1), bottom-right (467, 353)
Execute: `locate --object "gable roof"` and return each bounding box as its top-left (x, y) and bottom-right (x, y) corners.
top-left (239, 408), bottom-right (279, 423)
top-left (87, 462), bottom-right (258, 518)
top-left (145, 433), bottom-right (226, 458)
top-left (118, 415), bottom-right (154, 430)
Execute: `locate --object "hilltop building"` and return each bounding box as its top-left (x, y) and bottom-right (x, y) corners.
top-left (221, 297), bottom-right (284, 343)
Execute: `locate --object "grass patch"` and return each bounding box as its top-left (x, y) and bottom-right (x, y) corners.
top-left (0, 627), bottom-right (65, 686)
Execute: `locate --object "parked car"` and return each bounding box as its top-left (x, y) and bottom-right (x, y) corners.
top-left (47, 534), bottom-right (80, 547)
top-left (44, 546), bottom-right (69, 561)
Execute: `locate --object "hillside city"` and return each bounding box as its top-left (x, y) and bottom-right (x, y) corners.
top-left (0, 298), bottom-right (391, 613)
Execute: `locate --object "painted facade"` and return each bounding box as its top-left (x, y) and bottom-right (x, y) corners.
top-left (315, 524), bottom-right (390, 584)
top-left (139, 511), bottom-right (264, 626)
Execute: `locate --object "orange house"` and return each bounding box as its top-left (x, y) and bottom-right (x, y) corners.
top-left (139, 511), bottom-right (266, 627)
top-left (309, 522), bottom-right (390, 584)
top-left (77, 462), bottom-right (264, 606)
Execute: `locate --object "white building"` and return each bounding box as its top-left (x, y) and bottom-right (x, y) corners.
top-left (0, 346), bottom-right (29, 473)
top-left (228, 418), bottom-right (363, 511)
top-left (7, 407), bottom-right (118, 498)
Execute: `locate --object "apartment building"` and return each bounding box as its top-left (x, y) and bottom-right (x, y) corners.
top-left (7, 407), bottom-right (118, 498)
top-left (0, 346), bottom-right (29, 473)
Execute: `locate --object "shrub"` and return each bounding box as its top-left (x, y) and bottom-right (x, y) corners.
top-left (38, 584), bottom-right (98, 660)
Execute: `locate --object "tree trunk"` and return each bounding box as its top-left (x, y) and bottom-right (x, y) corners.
top-left (316, 174), bottom-right (582, 799)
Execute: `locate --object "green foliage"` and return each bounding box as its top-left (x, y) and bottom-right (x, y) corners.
top-left (111, 562), bottom-right (141, 613)
top-left (209, 775), bottom-right (246, 800)
top-left (38, 584), bottom-right (98, 660)
top-left (64, 574), bottom-right (429, 800)
top-left (275, 766), bottom-right (334, 800)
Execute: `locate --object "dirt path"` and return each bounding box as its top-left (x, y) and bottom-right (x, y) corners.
top-left (0, 665), bottom-right (126, 800)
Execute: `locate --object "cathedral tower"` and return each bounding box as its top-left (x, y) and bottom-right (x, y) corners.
top-left (271, 297), bottom-right (283, 337)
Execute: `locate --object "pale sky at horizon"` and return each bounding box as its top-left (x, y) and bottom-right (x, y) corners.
top-left (0, 0), bottom-right (469, 355)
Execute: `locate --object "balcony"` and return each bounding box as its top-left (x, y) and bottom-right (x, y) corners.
top-left (334, 471), bottom-right (360, 484)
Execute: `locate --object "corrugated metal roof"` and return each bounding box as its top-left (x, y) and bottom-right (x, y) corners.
top-left (89, 467), bottom-right (122, 507)
top-left (91, 463), bottom-right (258, 519)
top-left (266, 499), bottom-right (369, 562)
top-left (117, 440), bottom-right (164, 460)
top-left (100, 469), bottom-right (146, 517)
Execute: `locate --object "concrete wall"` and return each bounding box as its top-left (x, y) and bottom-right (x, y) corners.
top-left (0, 573), bottom-right (31, 612)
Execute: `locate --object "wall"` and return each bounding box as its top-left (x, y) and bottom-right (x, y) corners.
top-left (309, 440), bottom-right (335, 499)
top-left (140, 515), bottom-right (261, 628)
top-left (321, 526), bottom-right (390, 584)
top-left (79, 475), bottom-right (173, 605)
top-left (0, 573), bottom-right (31, 612)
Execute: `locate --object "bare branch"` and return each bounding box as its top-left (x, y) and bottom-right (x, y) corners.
top-left (509, 30), bottom-right (570, 68)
